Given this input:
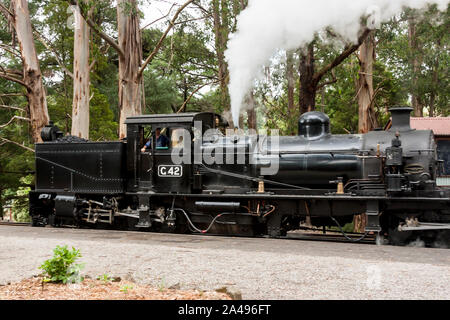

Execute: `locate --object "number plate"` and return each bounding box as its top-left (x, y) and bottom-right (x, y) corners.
top-left (158, 165), bottom-right (183, 177)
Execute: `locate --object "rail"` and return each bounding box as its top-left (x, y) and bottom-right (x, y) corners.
top-left (0, 221), bottom-right (31, 226)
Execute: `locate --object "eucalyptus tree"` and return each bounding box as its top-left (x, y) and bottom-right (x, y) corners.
top-left (0, 0), bottom-right (49, 143)
top-left (357, 31), bottom-right (378, 133)
top-left (71, 0), bottom-right (194, 138)
top-left (70, 2), bottom-right (91, 139)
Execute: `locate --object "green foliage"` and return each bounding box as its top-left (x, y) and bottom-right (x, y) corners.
top-left (47, 92), bottom-right (72, 135)
top-left (10, 176), bottom-right (32, 222)
top-left (196, 89), bottom-right (223, 113)
top-left (120, 284), bottom-right (133, 293)
top-left (342, 222), bottom-right (355, 233)
top-left (141, 23), bottom-right (218, 114)
top-left (158, 277), bottom-right (166, 292)
top-left (329, 222), bottom-right (354, 233)
top-left (39, 246), bottom-right (84, 284)
top-left (321, 55), bottom-right (361, 134)
top-left (143, 62), bottom-right (179, 114)
top-left (377, 4), bottom-right (450, 116)
top-left (97, 273), bottom-right (113, 283)
top-left (90, 87), bottom-right (118, 141)
top-left (0, 79), bottom-right (35, 219)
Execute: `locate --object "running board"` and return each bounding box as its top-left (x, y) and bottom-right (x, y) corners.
top-left (398, 222), bottom-right (450, 231)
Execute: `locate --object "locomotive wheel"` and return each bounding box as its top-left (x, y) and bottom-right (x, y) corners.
top-left (432, 230), bottom-right (450, 248)
top-left (387, 228), bottom-right (413, 246)
top-left (266, 213), bottom-right (287, 238)
top-left (31, 215), bottom-right (39, 227)
top-left (31, 215), bottom-right (45, 227)
top-left (48, 213), bottom-right (58, 227)
top-left (174, 213), bottom-right (189, 234)
top-left (126, 217), bottom-right (140, 231)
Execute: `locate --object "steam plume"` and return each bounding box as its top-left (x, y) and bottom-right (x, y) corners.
top-left (225, 0), bottom-right (449, 127)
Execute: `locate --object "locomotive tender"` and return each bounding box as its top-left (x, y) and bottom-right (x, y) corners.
top-left (29, 106), bottom-right (450, 245)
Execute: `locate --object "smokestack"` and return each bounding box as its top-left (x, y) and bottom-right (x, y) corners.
top-left (389, 106), bottom-right (413, 132)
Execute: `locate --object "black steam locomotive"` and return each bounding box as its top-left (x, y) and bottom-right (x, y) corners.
top-left (29, 107), bottom-right (450, 245)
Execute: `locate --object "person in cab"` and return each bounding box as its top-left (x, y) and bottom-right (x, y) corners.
top-left (141, 127), bottom-right (169, 152)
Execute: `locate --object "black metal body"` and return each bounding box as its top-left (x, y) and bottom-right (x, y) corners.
top-left (34, 141), bottom-right (126, 194)
top-left (29, 107), bottom-right (450, 244)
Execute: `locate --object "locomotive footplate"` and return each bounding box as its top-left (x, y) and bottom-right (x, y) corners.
top-left (398, 221), bottom-right (450, 231)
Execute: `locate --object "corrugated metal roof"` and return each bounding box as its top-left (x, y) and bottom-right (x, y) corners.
top-left (437, 176), bottom-right (450, 186)
top-left (410, 117), bottom-right (450, 136)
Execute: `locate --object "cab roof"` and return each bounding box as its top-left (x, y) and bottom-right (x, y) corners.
top-left (124, 112), bottom-right (224, 126)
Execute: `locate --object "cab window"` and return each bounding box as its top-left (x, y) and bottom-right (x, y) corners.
top-left (140, 126), bottom-right (170, 152)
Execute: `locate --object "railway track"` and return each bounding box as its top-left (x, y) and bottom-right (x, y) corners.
top-left (286, 231), bottom-right (376, 244)
top-left (0, 221), bottom-right (31, 227)
top-left (1, 223), bottom-right (447, 247)
top-left (0, 221), bottom-right (376, 244)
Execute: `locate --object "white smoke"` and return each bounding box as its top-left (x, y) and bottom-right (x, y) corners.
top-left (407, 237), bottom-right (426, 247)
top-left (225, 0), bottom-right (449, 128)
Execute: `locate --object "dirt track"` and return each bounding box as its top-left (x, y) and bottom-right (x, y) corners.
top-left (0, 225), bottom-right (449, 299)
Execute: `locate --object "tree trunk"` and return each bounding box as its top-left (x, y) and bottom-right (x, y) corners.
top-left (212, 0), bottom-right (230, 115)
top-left (13, 0), bottom-right (49, 143)
top-left (354, 32), bottom-right (377, 233)
top-left (429, 63), bottom-right (438, 117)
top-left (298, 44), bottom-right (316, 114)
top-left (353, 214), bottom-right (367, 233)
top-left (0, 185), bottom-right (3, 220)
top-left (246, 91), bottom-right (257, 130)
top-left (286, 50), bottom-right (295, 116)
top-left (238, 0), bottom-right (250, 130)
top-left (73, 0), bottom-right (192, 138)
top-left (211, 0), bottom-right (248, 127)
top-left (429, 39), bottom-right (440, 117)
top-left (71, 3), bottom-right (90, 139)
top-left (357, 31), bottom-right (377, 133)
top-left (297, 29), bottom-right (371, 117)
top-left (408, 16), bottom-right (423, 117)
top-left (298, 45), bottom-right (313, 232)
top-left (117, 0), bottom-right (143, 139)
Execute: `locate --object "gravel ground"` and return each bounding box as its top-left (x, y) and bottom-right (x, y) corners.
top-left (0, 225), bottom-right (449, 299)
top-left (0, 277), bottom-right (230, 300)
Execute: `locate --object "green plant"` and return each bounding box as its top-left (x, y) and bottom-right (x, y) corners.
top-left (97, 273), bottom-right (113, 283)
top-left (158, 277), bottom-right (166, 292)
top-left (120, 284), bottom-right (133, 293)
top-left (39, 245), bottom-right (84, 284)
top-left (10, 176), bottom-right (32, 222)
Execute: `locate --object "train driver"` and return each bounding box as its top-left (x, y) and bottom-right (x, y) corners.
top-left (141, 127), bottom-right (169, 152)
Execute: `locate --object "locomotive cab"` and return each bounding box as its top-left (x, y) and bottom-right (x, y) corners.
top-left (124, 112), bottom-right (226, 194)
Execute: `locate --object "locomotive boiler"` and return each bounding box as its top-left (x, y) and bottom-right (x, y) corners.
top-left (29, 106), bottom-right (450, 245)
